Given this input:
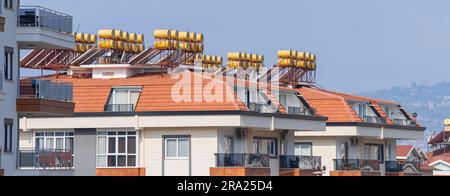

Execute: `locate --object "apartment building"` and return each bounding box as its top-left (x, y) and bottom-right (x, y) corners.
top-left (0, 0), bottom-right (74, 176)
top-left (17, 67), bottom-right (327, 176)
top-left (294, 87), bottom-right (426, 176)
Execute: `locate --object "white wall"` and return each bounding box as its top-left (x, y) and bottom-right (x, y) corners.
top-left (143, 127), bottom-right (218, 176)
top-left (0, 0), bottom-right (18, 176)
top-left (295, 137), bottom-right (336, 176)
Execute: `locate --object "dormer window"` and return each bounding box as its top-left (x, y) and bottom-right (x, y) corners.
top-left (105, 87), bottom-right (142, 112)
top-left (381, 105), bottom-right (415, 126)
top-left (352, 102), bottom-right (386, 124)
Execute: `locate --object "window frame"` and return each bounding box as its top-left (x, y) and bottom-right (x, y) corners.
top-left (4, 0), bottom-right (13, 10)
top-left (253, 137), bottom-right (278, 158)
top-left (34, 131), bottom-right (74, 151)
top-left (164, 137), bottom-right (190, 160)
top-left (364, 143), bottom-right (385, 162)
top-left (295, 142), bottom-right (313, 157)
top-left (96, 131), bottom-right (138, 168)
top-left (3, 118), bottom-right (13, 153)
top-left (107, 87), bottom-right (142, 112)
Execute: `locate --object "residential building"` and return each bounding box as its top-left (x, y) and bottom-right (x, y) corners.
top-left (0, 1), bottom-right (74, 176)
top-left (293, 86), bottom-right (426, 176)
top-left (426, 121), bottom-right (450, 176)
top-left (17, 69), bottom-right (327, 176)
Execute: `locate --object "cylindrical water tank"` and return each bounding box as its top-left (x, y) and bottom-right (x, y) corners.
top-left (278, 59), bottom-right (294, 67)
top-left (155, 40), bottom-right (171, 50)
top-left (98, 29), bottom-right (115, 39)
top-left (278, 50), bottom-right (293, 59)
top-left (99, 40), bottom-right (115, 50)
top-left (178, 32), bottom-right (190, 42)
top-left (297, 52), bottom-right (307, 60)
top-left (129, 33), bottom-right (138, 43)
top-left (136, 34), bottom-right (144, 44)
top-left (75, 33), bottom-right (84, 43)
top-left (154, 29), bottom-right (171, 40)
top-left (169, 30), bottom-right (179, 40)
top-left (195, 33), bottom-right (204, 43)
top-left (228, 52), bottom-right (242, 61)
top-left (227, 61), bottom-right (241, 68)
top-left (121, 32), bottom-right (129, 42)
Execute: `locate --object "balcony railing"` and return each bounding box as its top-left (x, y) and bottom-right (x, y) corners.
top-left (33, 80), bottom-right (73, 102)
top-left (287, 106), bottom-right (315, 116)
top-left (363, 115), bottom-right (387, 124)
top-left (392, 118), bottom-right (416, 126)
top-left (279, 155), bottom-right (322, 170)
top-left (385, 161), bottom-right (422, 173)
top-left (18, 6), bottom-right (73, 33)
top-left (333, 159), bottom-right (381, 172)
top-left (104, 104), bottom-right (135, 112)
top-left (215, 153), bottom-right (271, 168)
top-left (18, 149), bottom-right (73, 170)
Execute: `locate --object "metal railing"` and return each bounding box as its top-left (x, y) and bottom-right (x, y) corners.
top-left (385, 161), bottom-right (422, 173)
top-left (287, 106), bottom-right (315, 116)
top-left (215, 153), bottom-right (271, 168)
top-left (392, 118), bottom-right (416, 126)
top-left (385, 161), bottom-right (404, 173)
top-left (334, 159), bottom-right (381, 172)
top-left (104, 104), bottom-right (135, 112)
top-left (18, 149), bottom-right (73, 170)
top-left (18, 6), bottom-right (73, 33)
top-left (279, 155), bottom-right (322, 170)
top-left (363, 115), bottom-right (387, 124)
top-left (33, 80), bottom-right (73, 102)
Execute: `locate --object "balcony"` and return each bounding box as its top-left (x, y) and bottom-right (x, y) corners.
top-left (17, 79), bottom-right (74, 117)
top-left (392, 118), bottom-right (416, 126)
top-left (18, 148), bottom-right (73, 170)
top-left (331, 159), bottom-right (381, 176)
top-left (385, 161), bottom-right (422, 176)
top-left (17, 6), bottom-right (75, 49)
top-left (210, 153), bottom-right (271, 176)
top-left (279, 155), bottom-right (323, 176)
top-left (104, 104), bottom-right (135, 112)
top-left (287, 106), bottom-right (315, 116)
top-left (363, 115), bottom-right (387, 124)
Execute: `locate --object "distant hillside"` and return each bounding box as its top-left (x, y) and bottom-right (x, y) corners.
top-left (360, 82), bottom-right (450, 150)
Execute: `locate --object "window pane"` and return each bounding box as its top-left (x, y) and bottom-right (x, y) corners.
top-left (56, 138), bottom-right (64, 150)
top-left (117, 155), bottom-right (126, 167)
top-left (45, 138), bottom-right (54, 149)
top-left (45, 132), bottom-right (55, 136)
top-left (97, 155), bottom-right (107, 167)
top-left (114, 90), bottom-right (128, 104)
top-left (178, 139), bottom-right (189, 158)
top-left (65, 138), bottom-right (74, 152)
top-left (130, 91), bottom-right (140, 106)
top-left (107, 155), bottom-right (116, 167)
top-left (127, 136), bottom-right (136, 154)
top-left (108, 137), bottom-right (116, 153)
top-left (300, 146), bottom-right (312, 156)
top-left (55, 132), bottom-right (65, 136)
top-left (166, 139), bottom-right (177, 158)
top-left (118, 137), bottom-right (126, 153)
top-left (97, 137), bottom-right (107, 154)
top-left (127, 155), bottom-right (136, 167)
top-left (35, 138), bottom-right (44, 150)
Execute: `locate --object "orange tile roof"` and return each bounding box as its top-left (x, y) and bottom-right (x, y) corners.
top-left (298, 86), bottom-right (418, 126)
top-left (396, 145), bottom-right (414, 157)
top-left (36, 72), bottom-right (293, 113)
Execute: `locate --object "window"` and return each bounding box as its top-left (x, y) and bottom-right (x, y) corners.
top-left (97, 131), bottom-right (137, 167)
top-left (4, 0), bottom-right (13, 9)
top-left (295, 143), bottom-right (312, 156)
top-left (364, 144), bottom-right (384, 162)
top-left (353, 103), bottom-right (367, 117)
top-left (34, 131), bottom-right (74, 151)
top-left (165, 137), bottom-right (190, 159)
top-left (106, 87), bottom-right (141, 112)
top-left (224, 136), bottom-right (233, 154)
top-left (3, 119), bottom-right (13, 152)
top-left (253, 138), bottom-right (277, 157)
top-left (4, 47), bottom-right (13, 81)
top-left (280, 94), bottom-right (287, 108)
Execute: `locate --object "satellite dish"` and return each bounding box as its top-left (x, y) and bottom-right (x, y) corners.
top-left (412, 113), bottom-right (418, 118)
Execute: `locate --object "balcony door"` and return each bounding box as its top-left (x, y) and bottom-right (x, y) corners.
top-left (107, 88), bottom-right (141, 112)
top-left (364, 144), bottom-right (384, 162)
top-left (163, 136), bottom-right (191, 176)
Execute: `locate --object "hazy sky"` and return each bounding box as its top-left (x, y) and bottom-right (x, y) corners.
top-left (21, 0), bottom-right (450, 93)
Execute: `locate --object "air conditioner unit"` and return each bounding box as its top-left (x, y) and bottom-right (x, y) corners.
top-left (236, 128), bottom-right (249, 139)
top-left (350, 137), bottom-right (359, 146)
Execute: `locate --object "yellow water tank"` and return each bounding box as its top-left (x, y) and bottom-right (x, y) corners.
top-left (136, 34), bottom-right (144, 44)
top-left (99, 40), bottom-right (116, 50)
top-left (155, 40), bottom-right (171, 50)
top-left (75, 33), bottom-right (85, 43)
top-left (258, 55), bottom-right (265, 63)
top-left (131, 44), bottom-right (138, 53)
top-left (170, 40), bottom-right (179, 50)
top-left (297, 51), bottom-right (307, 60)
top-left (444, 119), bottom-right (450, 126)
top-left (115, 41), bottom-right (124, 50)
top-left (228, 61), bottom-right (241, 68)
top-left (188, 33), bottom-right (197, 42)
top-left (291, 50), bottom-right (298, 59)
top-left (278, 59), bottom-right (294, 67)
top-left (179, 42), bottom-right (188, 51)
top-left (123, 43), bottom-right (131, 52)
top-left (129, 33), bottom-right (138, 43)
top-left (295, 60), bottom-right (305, 68)
top-left (278, 50), bottom-right (294, 59)
top-left (154, 29), bottom-right (171, 40)
top-left (121, 32), bottom-right (129, 42)
top-left (138, 44), bottom-right (145, 52)
top-left (310, 54), bottom-right (317, 62)
top-left (216, 56), bottom-right (223, 65)
top-left (228, 52), bottom-right (242, 61)
top-left (195, 33), bottom-right (204, 43)
top-left (99, 29), bottom-right (115, 40)
top-left (169, 30), bottom-right (178, 40)
top-left (311, 63), bottom-right (317, 70)
top-left (178, 32), bottom-right (190, 42)
top-left (89, 34), bottom-right (97, 44)
top-left (195, 43), bottom-right (204, 53)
